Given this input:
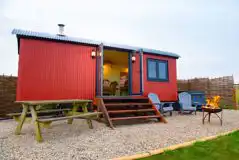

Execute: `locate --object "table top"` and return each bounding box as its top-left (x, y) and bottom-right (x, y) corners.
top-left (15, 99), bottom-right (92, 105)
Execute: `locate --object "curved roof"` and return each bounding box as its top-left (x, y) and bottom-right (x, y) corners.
top-left (12, 29), bottom-right (180, 58)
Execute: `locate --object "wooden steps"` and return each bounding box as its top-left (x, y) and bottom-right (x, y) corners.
top-left (108, 109), bottom-right (154, 114)
top-left (105, 103), bottom-right (152, 107)
top-left (95, 96), bottom-right (166, 128)
top-left (110, 115), bottom-right (161, 121)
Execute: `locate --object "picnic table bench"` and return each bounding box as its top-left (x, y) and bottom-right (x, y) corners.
top-left (12, 99), bottom-right (102, 142)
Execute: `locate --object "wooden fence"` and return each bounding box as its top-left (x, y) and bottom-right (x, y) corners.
top-left (234, 84), bottom-right (239, 107)
top-left (178, 76), bottom-right (236, 108)
top-left (0, 75), bottom-right (21, 118)
top-left (0, 75), bottom-right (237, 118)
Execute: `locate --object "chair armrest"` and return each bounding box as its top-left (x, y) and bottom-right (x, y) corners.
top-left (151, 103), bottom-right (163, 112)
top-left (192, 102), bottom-right (200, 107)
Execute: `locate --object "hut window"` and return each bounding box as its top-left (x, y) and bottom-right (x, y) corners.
top-left (147, 58), bottom-right (169, 82)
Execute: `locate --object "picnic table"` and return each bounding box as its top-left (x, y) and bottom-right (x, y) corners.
top-left (12, 99), bottom-right (101, 142)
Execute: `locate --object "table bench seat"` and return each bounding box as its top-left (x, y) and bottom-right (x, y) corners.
top-left (37, 112), bottom-right (102, 122)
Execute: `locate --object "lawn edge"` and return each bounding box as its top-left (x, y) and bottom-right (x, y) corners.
top-left (112, 128), bottom-right (239, 160)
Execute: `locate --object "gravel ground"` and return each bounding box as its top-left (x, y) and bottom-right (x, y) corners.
top-left (1, 110), bottom-right (239, 160)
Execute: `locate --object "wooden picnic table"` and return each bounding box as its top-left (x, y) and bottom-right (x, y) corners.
top-left (14, 99), bottom-right (101, 142)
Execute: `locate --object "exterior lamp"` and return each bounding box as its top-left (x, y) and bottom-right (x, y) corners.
top-left (132, 54), bottom-right (136, 63)
top-left (91, 49), bottom-right (96, 58)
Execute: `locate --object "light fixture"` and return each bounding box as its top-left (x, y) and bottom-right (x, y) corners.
top-left (91, 49), bottom-right (96, 58)
top-left (131, 54), bottom-right (136, 63)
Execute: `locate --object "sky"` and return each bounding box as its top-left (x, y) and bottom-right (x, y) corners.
top-left (0, 0), bottom-right (239, 82)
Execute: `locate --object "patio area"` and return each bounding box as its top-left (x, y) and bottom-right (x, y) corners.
top-left (1, 110), bottom-right (239, 160)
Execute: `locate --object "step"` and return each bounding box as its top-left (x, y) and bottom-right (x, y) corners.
top-left (108, 109), bottom-right (154, 114)
top-left (110, 115), bottom-right (161, 121)
top-left (102, 96), bottom-right (149, 104)
top-left (100, 96), bottom-right (148, 100)
top-left (105, 103), bottom-right (152, 107)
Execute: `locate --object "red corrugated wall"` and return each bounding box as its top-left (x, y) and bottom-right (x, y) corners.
top-left (17, 39), bottom-right (96, 101)
top-left (143, 54), bottom-right (178, 101)
top-left (132, 53), bottom-right (178, 101)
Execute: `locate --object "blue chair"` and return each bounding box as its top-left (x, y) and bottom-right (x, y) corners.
top-left (178, 92), bottom-right (197, 115)
top-left (148, 93), bottom-right (174, 116)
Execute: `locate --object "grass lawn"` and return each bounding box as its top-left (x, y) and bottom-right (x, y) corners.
top-left (138, 131), bottom-right (239, 160)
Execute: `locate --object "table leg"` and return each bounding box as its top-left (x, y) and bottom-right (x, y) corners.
top-left (30, 105), bottom-right (43, 142)
top-left (67, 102), bottom-right (79, 124)
top-left (82, 102), bottom-right (93, 129)
top-left (202, 110), bottom-right (205, 124)
top-left (15, 104), bottom-right (28, 135)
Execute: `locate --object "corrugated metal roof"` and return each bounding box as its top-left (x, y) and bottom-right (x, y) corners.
top-left (12, 29), bottom-right (180, 58)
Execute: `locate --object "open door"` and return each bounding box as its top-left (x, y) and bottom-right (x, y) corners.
top-left (96, 43), bottom-right (104, 96)
top-left (129, 50), bottom-right (144, 95)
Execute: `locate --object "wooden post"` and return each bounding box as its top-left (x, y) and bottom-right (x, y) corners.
top-left (233, 88), bottom-right (238, 110)
top-left (82, 102), bottom-right (93, 129)
top-left (15, 104), bottom-right (28, 135)
top-left (207, 78), bottom-right (211, 99)
top-left (30, 105), bottom-right (43, 142)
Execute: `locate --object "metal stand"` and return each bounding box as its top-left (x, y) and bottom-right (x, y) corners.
top-left (202, 108), bottom-right (223, 126)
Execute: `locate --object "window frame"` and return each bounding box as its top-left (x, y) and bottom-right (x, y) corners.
top-left (147, 58), bottom-right (169, 82)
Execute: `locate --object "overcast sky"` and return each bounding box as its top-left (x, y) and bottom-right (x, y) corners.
top-left (1, 0), bottom-right (238, 82)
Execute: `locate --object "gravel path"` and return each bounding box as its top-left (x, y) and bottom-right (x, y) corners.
top-left (1, 110), bottom-right (239, 160)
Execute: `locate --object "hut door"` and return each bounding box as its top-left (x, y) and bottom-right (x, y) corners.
top-left (96, 43), bottom-right (104, 96)
top-left (129, 50), bottom-right (144, 95)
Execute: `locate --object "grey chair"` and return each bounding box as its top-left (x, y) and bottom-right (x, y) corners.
top-left (148, 93), bottom-right (174, 116)
top-left (178, 92), bottom-right (197, 114)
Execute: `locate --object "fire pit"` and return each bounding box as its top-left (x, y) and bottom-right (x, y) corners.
top-left (202, 96), bottom-right (223, 126)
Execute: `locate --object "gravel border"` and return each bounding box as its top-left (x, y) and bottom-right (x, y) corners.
top-left (0, 110), bottom-right (239, 160)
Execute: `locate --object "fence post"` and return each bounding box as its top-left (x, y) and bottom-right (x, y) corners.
top-left (207, 78), bottom-right (211, 99)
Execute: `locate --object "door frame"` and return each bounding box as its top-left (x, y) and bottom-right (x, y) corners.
top-left (128, 49), bottom-right (144, 95)
top-left (95, 43), bottom-right (104, 97)
top-left (95, 45), bottom-right (144, 97)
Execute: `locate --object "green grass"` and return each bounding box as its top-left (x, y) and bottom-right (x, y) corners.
top-left (138, 131), bottom-right (239, 160)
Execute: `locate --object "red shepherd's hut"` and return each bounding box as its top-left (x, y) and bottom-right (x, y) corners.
top-left (12, 26), bottom-right (180, 102)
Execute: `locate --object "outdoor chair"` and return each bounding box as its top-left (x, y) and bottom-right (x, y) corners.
top-left (178, 92), bottom-right (197, 115)
top-left (148, 93), bottom-right (173, 116)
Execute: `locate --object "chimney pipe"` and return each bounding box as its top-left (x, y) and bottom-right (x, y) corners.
top-left (58, 24), bottom-right (65, 36)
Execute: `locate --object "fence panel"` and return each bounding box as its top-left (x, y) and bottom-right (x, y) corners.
top-left (178, 76), bottom-right (235, 108)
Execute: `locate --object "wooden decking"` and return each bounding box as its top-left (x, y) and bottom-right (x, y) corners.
top-left (95, 96), bottom-right (166, 128)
